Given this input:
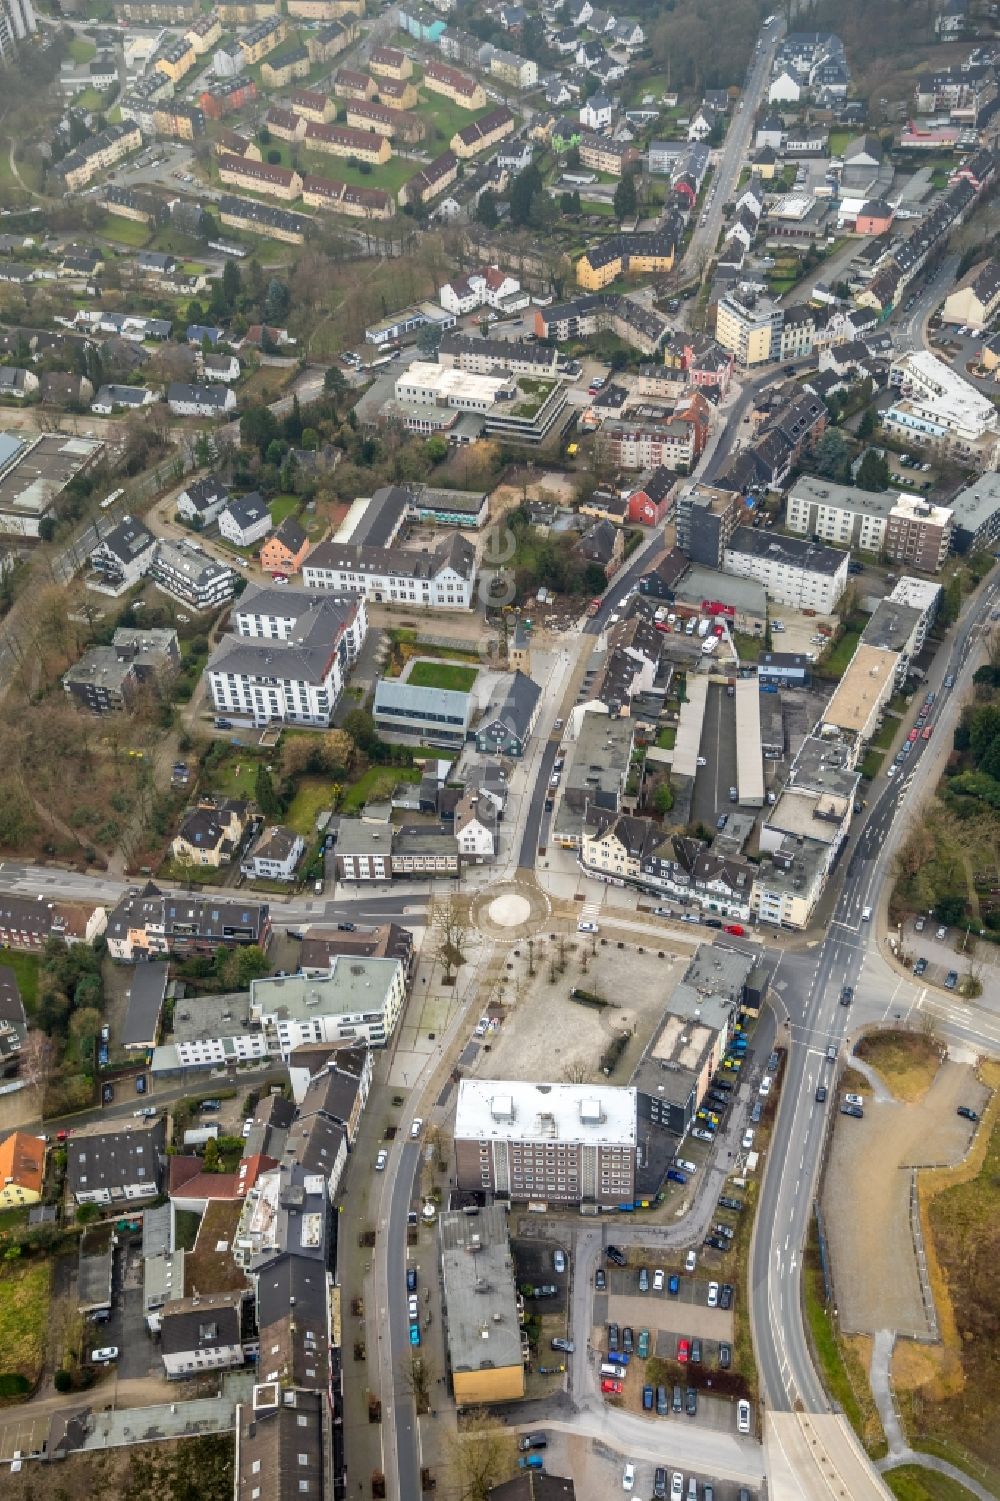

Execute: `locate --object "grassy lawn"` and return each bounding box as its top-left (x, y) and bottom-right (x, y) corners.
top-left (735, 632), bottom-right (763, 661)
top-left (284, 778), bottom-right (333, 836)
top-left (415, 94), bottom-right (489, 148)
top-left (99, 214), bottom-right (153, 248)
top-left (252, 139), bottom-right (415, 196)
top-left (341, 765), bottom-right (420, 813)
top-left (68, 36), bottom-right (97, 62)
top-left (860, 748), bottom-right (885, 780)
top-left (872, 716), bottom-right (901, 752)
top-left (206, 754), bottom-right (264, 800)
top-left (175, 1209), bottom-right (201, 1251)
top-left (0, 948), bottom-right (39, 1014)
top-left (855, 1031), bottom-right (940, 1102)
top-left (827, 128), bottom-right (852, 157)
top-left (885, 1466), bottom-right (980, 1501)
top-left (269, 494), bottom-right (302, 526)
top-left (0, 1257), bottom-right (51, 1394)
top-left (580, 199), bottom-right (615, 216)
top-left (73, 87), bottom-right (106, 110)
top-left (655, 726), bottom-right (676, 750)
top-left (406, 660), bottom-right (478, 692)
top-left (804, 1221), bottom-right (887, 1456)
top-left (820, 625), bottom-right (863, 677)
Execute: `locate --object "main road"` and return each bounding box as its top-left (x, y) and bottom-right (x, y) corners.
top-left (751, 572), bottom-right (1000, 1414)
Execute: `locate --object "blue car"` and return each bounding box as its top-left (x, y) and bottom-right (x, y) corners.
top-left (668, 1274), bottom-right (680, 1296)
top-left (409, 1323), bottom-right (421, 1347)
top-left (666, 1169), bottom-right (687, 1185)
top-left (406, 1267), bottom-right (417, 1293)
top-left (643, 1385), bottom-right (654, 1411)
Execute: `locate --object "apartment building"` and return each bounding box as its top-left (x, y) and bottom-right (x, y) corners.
top-left (884, 349), bottom-right (1000, 465)
top-left (451, 106), bottom-right (515, 158)
top-left (715, 292), bottom-right (783, 367)
top-left (218, 195), bottom-right (308, 244)
top-left (941, 257), bottom-right (1000, 329)
top-left (675, 482), bottom-right (744, 567)
top-left (63, 627), bottom-right (180, 716)
top-left (576, 230), bottom-right (677, 290)
top-left (399, 149), bottom-right (458, 206)
top-left (105, 885), bottom-right (270, 960)
top-left (218, 154), bottom-right (302, 200)
top-left (205, 584), bottom-right (367, 727)
top-left (56, 122), bottom-right (142, 191)
top-left (369, 44), bottom-right (411, 79)
top-left (303, 532), bottom-right (475, 609)
top-left (598, 409), bottom-right (707, 472)
top-left (578, 132), bottom-right (639, 176)
top-left (302, 174), bottom-right (394, 219)
top-left (722, 527), bottom-right (849, 613)
top-left (785, 476), bottom-right (895, 554)
top-left (423, 58), bottom-right (485, 107)
top-left (883, 494), bottom-right (954, 572)
top-left (345, 100), bottom-right (423, 141)
top-left (305, 120), bottom-right (392, 164)
top-left (488, 47), bottom-right (536, 88)
top-left (454, 1078), bottom-right (637, 1210)
top-left (261, 47), bottom-right (311, 87)
top-left (440, 1205), bottom-right (524, 1408)
top-left (149, 538), bottom-right (236, 611)
top-left (238, 15), bottom-right (286, 64)
top-left (249, 958), bottom-right (407, 1056)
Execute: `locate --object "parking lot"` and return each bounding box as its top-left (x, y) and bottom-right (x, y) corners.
top-left (905, 918), bottom-right (1000, 995)
top-left (539, 1424), bottom-right (759, 1501)
top-left (691, 683), bottom-right (739, 829)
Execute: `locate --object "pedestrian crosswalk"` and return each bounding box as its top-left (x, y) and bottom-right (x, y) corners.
top-left (579, 899), bottom-right (601, 922)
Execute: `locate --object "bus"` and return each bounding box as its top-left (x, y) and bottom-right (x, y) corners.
top-left (100, 488), bottom-right (125, 510)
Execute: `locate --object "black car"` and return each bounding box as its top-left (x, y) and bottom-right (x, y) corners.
top-left (101, 1083), bottom-right (114, 1105)
top-left (606, 1244), bottom-right (627, 1267)
top-left (608, 1323), bottom-right (619, 1351)
top-left (712, 1078), bottom-right (734, 1094)
top-left (957, 1106), bottom-right (979, 1122)
top-left (707, 1092), bottom-right (729, 1110)
top-left (337, 922), bottom-right (357, 932)
top-left (749, 1101), bottom-right (763, 1124)
top-left (713, 1223), bottom-right (735, 1240)
top-left (704, 1235), bottom-right (729, 1252)
top-left (595, 1268), bottom-right (607, 1291)
top-left (718, 1197), bottom-right (743, 1212)
top-left (719, 1342), bottom-right (732, 1370)
top-left (815, 1085), bottom-right (828, 1103)
top-left (690, 1338), bottom-right (702, 1363)
top-left (841, 985), bottom-right (854, 1006)
top-left (840, 1103), bottom-right (864, 1119)
top-left (622, 1326), bottom-right (634, 1354)
top-left (767, 1051), bottom-right (780, 1072)
top-left (654, 1467), bottom-right (667, 1499)
top-left (406, 1267), bottom-right (417, 1293)
top-left (719, 1283), bottom-right (734, 1310)
top-left (914, 957), bottom-right (928, 976)
top-left (685, 1386), bottom-right (698, 1416)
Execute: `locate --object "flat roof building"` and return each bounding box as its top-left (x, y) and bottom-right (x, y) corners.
top-left (821, 643), bottom-right (898, 745)
top-left (439, 1205), bottom-right (524, 1407)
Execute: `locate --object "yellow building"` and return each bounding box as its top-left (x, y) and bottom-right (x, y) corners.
top-left (440, 1206), bottom-right (525, 1410)
top-left (238, 16), bottom-right (287, 65)
top-left (576, 243), bottom-right (624, 290)
top-left (302, 172), bottom-right (394, 219)
top-left (171, 800), bottom-right (248, 869)
top-left (715, 291), bottom-right (781, 367)
top-left (0, 1133), bottom-right (45, 1208)
top-left (450, 105), bottom-right (514, 159)
top-left (58, 122), bottom-right (142, 190)
top-left (217, 0), bottom-right (277, 18)
top-left (185, 11), bottom-right (222, 52)
top-left (304, 120), bottom-right (391, 164)
top-left (423, 60), bottom-right (486, 110)
top-left (289, 88), bottom-right (336, 123)
top-left (261, 48), bottom-right (311, 87)
top-left (154, 37), bottom-right (196, 82)
top-left (369, 45), bottom-right (411, 80)
top-left (289, 0), bottom-right (362, 15)
top-left (218, 153), bottom-right (303, 199)
top-left (152, 103), bottom-right (203, 141)
top-left (378, 76), bottom-right (419, 110)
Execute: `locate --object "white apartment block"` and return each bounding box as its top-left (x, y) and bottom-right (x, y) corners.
top-left (249, 956), bottom-right (407, 1057)
top-left (785, 476), bottom-right (893, 553)
top-left (885, 349), bottom-right (1000, 463)
top-left (302, 534), bottom-right (476, 610)
top-left (887, 575), bottom-right (943, 651)
top-left (205, 583), bottom-right (367, 727)
top-left (722, 527), bottom-right (848, 614)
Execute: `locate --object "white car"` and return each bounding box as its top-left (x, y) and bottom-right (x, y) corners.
top-left (742, 1128), bottom-right (755, 1150)
top-left (623, 1464), bottom-right (635, 1492)
top-left (676, 1159), bottom-right (698, 1175)
top-left (375, 1149), bottom-right (388, 1171)
top-left (653, 1268), bottom-right (665, 1291)
top-left (408, 1295), bottom-right (419, 1321)
top-left (844, 1092), bottom-right (864, 1108)
top-left (685, 1249), bottom-right (697, 1273)
top-left (671, 1474), bottom-right (684, 1501)
top-left (759, 1076), bottom-right (772, 1097)
top-left (696, 756), bottom-right (707, 767)
top-left (91, 1347), bottom-right (119, 1364)
top-left (410, 1118), bottom-right (423, 1139)
top-left (737, 1399), bottom-right (752, 1434)
top-left (707, 1281), bottom-right (719, 1307)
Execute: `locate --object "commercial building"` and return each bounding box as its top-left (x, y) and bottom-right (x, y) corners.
top-left (716, 293), bottom-right (783, 367)
top-left (454, 1079), bottom-right (637, 1210)
top-left (249, 957), bottom-right (407, 1056)
top-left (205, 584), bottom-right (367, 728)
top-left (440, 1206), bottom-right (524, 1407)
top-left (673, 566), bottom-right (767, 635)
top-left (373, 678), bottom-right (473, 747)
top-left (553, 710), bottom-right (634, 848)
top-left (394, 361), bottom-right (512, 414)
top-left (106, 885), bottom-right (270, 960)
top-left (66, 1119), bottom-right (165, 1205)
top-left (884, 350), bottom-right (1000, 465)
top-left (0, 431), bottom-right (104, 539)
top-left (474, 670), bottom-right (541, 757)
top-left (821, 642), bottom-right (898, 747)
top-left (723, 527), bottom-right (848, 613)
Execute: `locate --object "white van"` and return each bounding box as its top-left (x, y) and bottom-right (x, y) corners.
top-left (600, 1362), bottom-right (626, 1380)
top-left (578, 919), bottom-right (599, 934)
top-left (861, 906), bottom-right (872, 921)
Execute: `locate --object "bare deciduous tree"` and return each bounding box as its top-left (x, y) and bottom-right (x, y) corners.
top-left (446, 1412), bottom-right (518, 1501)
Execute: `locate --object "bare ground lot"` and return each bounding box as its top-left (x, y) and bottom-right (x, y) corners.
top-left (469, 943), bottom-right (688, 1087)
top-left (822, 1059), bottom-right (989, 1337)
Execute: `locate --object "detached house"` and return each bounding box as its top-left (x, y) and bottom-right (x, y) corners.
top-left (171, 798), bottom-right (250, 869)
top-left (454, 793), bottom-right (496, 862)
top-left (260, 515), bottom-right (309, 576)
top-left (242, 825), bottom-right (305, 882)
top-left (218, 492), bottom-right (272, 548)
top-left (176, 474), bottom-right (230, 526)
top-left (474, 670), bottom-right (541, 757)
top-left (167, 383), bottom-right (237, 418)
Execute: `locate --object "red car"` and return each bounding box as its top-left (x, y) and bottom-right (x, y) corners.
top-left (677, 1337), bottom-right (690, 1364)
top-left (908, 729), bottom-right (919, 742)
top-left (601, 1378), bottom-right (623, 1394)
top-left (723, 923), bottom-right (745, 936)
top-left (922, 726), bottom-right (933, 740)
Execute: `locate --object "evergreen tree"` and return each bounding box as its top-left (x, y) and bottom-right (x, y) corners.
top-left (476, 191), bottom-right (498, 228)
top-left (613, 171), bottom-right (638, 222)
top-left (255, 762), bottom-right (281, 818)
top-left (856, 448), bottom-right (890, 491)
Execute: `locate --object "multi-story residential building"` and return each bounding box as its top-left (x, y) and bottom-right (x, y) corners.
top-left (883, 494), bottom-right (954, 572)
top-left (238, 15), bottom-right (287, 64)
top-left (344, 100), bottom-right (423, 141)
top-left (160, 1291), bottom-right (248, 1380)
top-left (450, 107), bottom-right (515, 158)
top-left (455, 1079), bottom-right (637, 1210)
top-left (715, 292), bottom-right (784, 367)
top-left (218, 195), bottom-right (308, 244)
top-left (886, 576), bottom-right (943, 651)
top-left (576, 229), bottom-right (677, 290)
top-left (154, 35), bottom-right (196, 81)
top-left (205, 584), bottom-right (367, 728)
top-left (185, 11), bottom-right (221, 52)
top-left (369, 44), bottom-right (411, 79)
top-left (722, 527), bottom-right (849, 613)
top-left (304, 120), bottom-right (392, 164)
top-left (249, 958), bottom-right (407, 1056)
top-left (399, 149), bottom-right (458, 206)
top-left (303, 533), bottom-right (475, 608)
top-left (533, 293), bottom-right (670, 356)
top-left (302, 173), bottom-right (394, 219)
top-left (675, 482), bottom-right (744, 567)
top-left (948, 472), bottom-right (1000, 555)
top-left (474, 670), bottom-right (540, 757)
top-left (786, 476), bottom-right (895, 554)
top-left (63, 628), bottom-right (180, 715)
top-left (488, 47), bottom-right (536, 88)
top-left (553, 709), bottom-right (634, 849)
top-left (56, 122), bottom-right (142, 191)
top-left (219, 494), bottom-right (272, 548)
top-left (578, 132), bottom-right (639, 176)
top-left (149, 538), bottom-right (236, 611)
top-left (884, 349), bottom-right (1000, 465)
top-left (598, 407), bottom-right (708, 472)
top-left (423, 59), bottom-right (485, 108)
top-left (218, 154), bottom-right (302, 200)
top-left (242, 825), bottom-right (306, 882)
top-left (89, 514), bottom-right (158, 594)
top-left (942, 255), bottom-right (1000, 331)
top-left (437, 333), bottom-right (555, 378)
top-left (261, 46), bottom-right (311, 87)
top-left (105, 885), bottom-right (270, 960)
top-left (66, 1119), bottom-right (165, 1205)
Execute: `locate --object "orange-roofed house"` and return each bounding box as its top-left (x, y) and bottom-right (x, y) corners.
top-left (260, 515), bottom-right (310, 576)
top-left (0, 1131), bottom-right (45, 1206)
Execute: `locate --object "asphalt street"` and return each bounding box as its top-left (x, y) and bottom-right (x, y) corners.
top-left (750, 573), bottom-right (1000, 1414)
